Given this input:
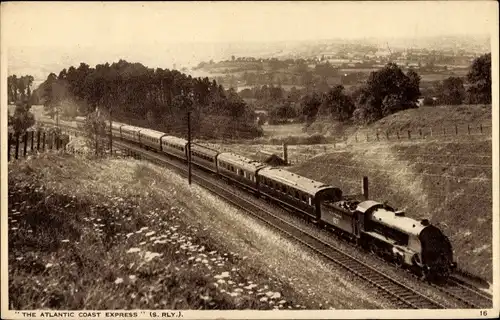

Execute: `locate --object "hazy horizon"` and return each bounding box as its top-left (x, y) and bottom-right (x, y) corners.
top-left (3, 1), bottom-right (497, 84)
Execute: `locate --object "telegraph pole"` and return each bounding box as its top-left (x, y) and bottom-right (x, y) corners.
top-left (187, 111), bottom-right (192, 185)
top-left (109, 107), bottom-right (113, 154)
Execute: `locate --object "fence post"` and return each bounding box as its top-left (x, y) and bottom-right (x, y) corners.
top-left (455, 125), bottom-right (458, 135)
top-left (430, 127), bottom-right (433, 137)
top-left (56, 135), bottom-right (59, 150)
top-left (31, 131), bottom-right (34, 151)
top-left (467, 124), bottom-right (470, 135)
top-left (366, 133), bottom-right (369, 142)
top-left (8, 133), bottom-right (12, 161)
top-left (376, 132), bottom-right (379, 141)
top-left (42, 132), bottom-right (46, 151)
top-left (355, 134), bottom-right (358, 143)
top-left (443, 127), bottom-right (446, 135)
top-left (397, 131), bottom-right (400, 140)
top-left (23, 133), bottom-right (28, 157)
top-left (419, 128), bottom-right (422, 139)
top-left (385, 131), bottom-right (389, 140)
top-left (480, 124), bottom-right (483, 134)
top-left (407, 130), bottom-right (411, 140)
top-left (14, 133), bottom-right (20, 159)
top-left (37, 131), bottom-right (41, 150)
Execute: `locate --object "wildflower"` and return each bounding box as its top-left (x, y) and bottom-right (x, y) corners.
top-left (244, 284), bottom-right (257, 290)
top-left (199, 294), bottom-right (211, 301)
top-left (271, 292), bottom-right (281, 299)
top-left (114, 278), bottom-right (124, 284)
top-left (61, 239), bottom-right (69, 243)
top-left (145, 231), bottom-right (155, 237)
top-left (127, 248), bottom-right (141, 253)
top-left (143, 251), bottom-right (162, 262)
top-left (45, 263), bottom-right (53, 269)
top-left (126, 233), bottom-right (134, 238)
top-left (129, 275), bottom-right (137, 282)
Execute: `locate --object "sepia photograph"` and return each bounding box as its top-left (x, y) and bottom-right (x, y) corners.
top-left (1, 1), bottom-right (498, 319)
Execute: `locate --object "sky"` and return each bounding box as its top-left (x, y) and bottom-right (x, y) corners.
top-left (2, 1), bottom-right (497, 46)
top-left (1, 1), bottom-right (497, 82)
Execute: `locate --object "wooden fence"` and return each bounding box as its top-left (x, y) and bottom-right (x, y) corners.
top-left (7, 130), bottom-right (70, 161)
top-left (351, 123), bottom-right (491, 143)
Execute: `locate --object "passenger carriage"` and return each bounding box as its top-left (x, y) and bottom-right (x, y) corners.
top-left (110, 122), bottom-right (125, 139)
top-left (120, 125), bottom-right (142, 144)
top-left (190, 144), bottom-right (220, 173)
top-left (139, 129), bottom-right (166, 151)
top-left (258, 167), bottom-right (343, 221)
top-left (216, 153), bottom-right (266, 192)
top-left (75, 116), bottom-right (86, 130)
top-left (161, 136), bottom-right (188, 161)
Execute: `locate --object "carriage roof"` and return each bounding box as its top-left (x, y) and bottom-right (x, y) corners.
top-left (258, 167), bottom-right (339, 196)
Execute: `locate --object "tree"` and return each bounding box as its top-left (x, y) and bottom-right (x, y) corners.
top-left (319, 85), bottom-right (355, 122)
top-left (9, 101), bottom-right (35, 134)
top-left (300, 92), bottom-right (322, 123)
top-left (352, 63), bottom-right (420, 124)
top-left (83, 110), bottom-right (108, 157)
top-left (42, 73), bottom-right (60, 119)
top-left (466, 53), bottom-right (491, 104)
top-left (35, 59), bottom-right (263, 139)
top-left (437, 77), bottom-right (465, 105)
top-left (7, 75), bottom-right (18, 103)
top-left (314, 62), bottom-right (338, 79)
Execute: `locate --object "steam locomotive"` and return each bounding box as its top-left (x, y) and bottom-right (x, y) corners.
top-left (51, 116), bottom-right (457, 280)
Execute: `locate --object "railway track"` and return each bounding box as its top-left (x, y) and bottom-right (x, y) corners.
top-left (431, 277), bottom-right (493, 309)
top-left (112, 140), bottom-right (445, 309)
top-left (49, 126), bottom-right (492, 310)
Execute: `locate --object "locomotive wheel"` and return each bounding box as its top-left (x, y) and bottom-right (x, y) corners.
top-left (394, 255), bottom-right (404, 268)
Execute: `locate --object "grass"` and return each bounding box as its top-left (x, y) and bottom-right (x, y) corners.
top-left (289, 139), bottom-right (493, 282)
top-left (8, 152), bottom-right (382, 310)
top-left (7, 154), bottom-right (289, 309)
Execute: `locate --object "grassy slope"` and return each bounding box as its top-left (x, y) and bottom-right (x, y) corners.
top-left (8, 153), bottom-right (383, 310)
top-left (290, 139), bottom-right (493, 282)
top-left (305, 104), bottom-right (492, 138)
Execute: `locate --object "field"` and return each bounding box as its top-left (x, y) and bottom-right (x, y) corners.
top-left (8, 152), bottom-right (384, 310)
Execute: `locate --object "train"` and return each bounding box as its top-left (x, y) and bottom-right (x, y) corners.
top-left (48, 116), bottom-right (457, 280)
